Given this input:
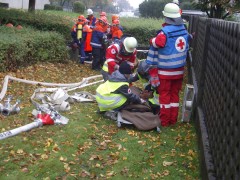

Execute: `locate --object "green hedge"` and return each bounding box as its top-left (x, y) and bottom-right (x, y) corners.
top-left (44, 4), bottom-right (63, 11)
top-left (120, 17), bottom-right (163, 47)
top-left (0, 8), bottom-right (72, 41)
top-left (0, 26), bottom-right (68, 71)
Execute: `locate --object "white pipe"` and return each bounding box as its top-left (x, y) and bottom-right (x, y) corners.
top-left (0, 120), bottom-right (42, 140)
top-left (0, 75), bottom-right (102, 101)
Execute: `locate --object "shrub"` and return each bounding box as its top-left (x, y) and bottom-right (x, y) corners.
top-left (44, 4), bottom-right (63, 11)
top-left (0, 26), bottom-right (68, 71)
top-left (120, 17), bottom-right (163, 47)
top-left (73, 1), bottom-right (84, 13)
top-left (0, 8), bottom-right (72, 41)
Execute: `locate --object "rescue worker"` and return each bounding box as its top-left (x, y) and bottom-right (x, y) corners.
top-left (111, 14), bottom-right (123, 31)
top-left (109, 19), bottom-right (123, 43)
top-left (86, 9), bottom-right (97, 29)
top-left (129, 60), bottom-right (160, 114)
top-left (100, 11), bottom-right (107, 18)
top-left (71, 15), bottom-right (88, 64)
top-left (96, 61), bottom-right (147, 119)
top-left (90, 16), bottom-right (109, 70)
top-left (101, 36), bottom-right (138, 81)
top-left (149, 3), bottom-right (190, 126)
top-left (83, 21), bottom-right (93, 62)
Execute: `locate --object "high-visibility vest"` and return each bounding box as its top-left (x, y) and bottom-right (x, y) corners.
top-left (96, 81), bottom-right (128, 111)
top-left (138, 74), bottom-right (149, 88)
top-left (149, 91), bottom-right (159, 106)
top-left (77, 24), bottom-right (83, 40)
top-left (102, 61), bottom-right (108, 72)
top-left (138, 74), bottom-right (159, 106)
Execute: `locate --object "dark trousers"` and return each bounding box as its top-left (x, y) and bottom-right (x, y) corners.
top-left (92, 48), bottom-right (104, 70)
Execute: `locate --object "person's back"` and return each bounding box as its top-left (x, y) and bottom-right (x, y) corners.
top-left (90, 17), bottom-right (108, 70)
top-left (149, 3), bottom-right (190, 126)
top-left (96, 62), bottom-right (144, 113)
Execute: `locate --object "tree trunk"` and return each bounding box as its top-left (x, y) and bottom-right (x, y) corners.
top-left (29, 0), bottom-right (36, 11)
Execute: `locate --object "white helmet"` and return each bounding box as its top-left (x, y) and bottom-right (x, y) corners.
top-left (87, 9), bottom-right (93, 15)
top-left (162, 3), bottom-right (180, 18)
top-left (123, 37), bottom-right (138, 53)
top-left (172, 0), bottom-right (179, 5)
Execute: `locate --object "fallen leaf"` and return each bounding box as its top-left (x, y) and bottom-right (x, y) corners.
top-left (163, 161), bottom-right (174, 166)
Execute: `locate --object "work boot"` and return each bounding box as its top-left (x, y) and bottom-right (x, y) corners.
top-left (104, 111), bottom-right (118, 121)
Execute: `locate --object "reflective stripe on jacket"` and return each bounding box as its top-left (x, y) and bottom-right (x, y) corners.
top-left (96, 81), bottom-right (128, 111)
top-left (158, 25), bottom-right (188, 69)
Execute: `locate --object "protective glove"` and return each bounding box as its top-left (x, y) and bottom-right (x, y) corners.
top-left (150, 76), bottom-right (160, 88)
top-left (148, 68), bottom-right (160, 88)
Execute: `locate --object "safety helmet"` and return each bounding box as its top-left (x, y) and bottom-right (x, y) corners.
top-left (78, 15), bottom-right (85, 21)
top-left (162, 3), bottom-right (180, 18)
top-left (123, 37), bottom-right (137, 53)
top-left (112, 19), bottom-right (120, 25)
top-left (172, 0), bottom-right (179, 5)
top-left (99, 16), bottom-right (108, 25)
top-left (112, 14), bottom-right (119, 22)
top-left (87, 9), bottom-right (93, 15)
top-left (100, 11), bottom-right (106, 16)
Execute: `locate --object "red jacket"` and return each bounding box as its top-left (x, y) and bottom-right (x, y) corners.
top-left (105, 43), bottom-right (137, 74)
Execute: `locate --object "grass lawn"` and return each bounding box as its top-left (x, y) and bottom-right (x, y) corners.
top-left (0, 61), bottom-right (200, 179)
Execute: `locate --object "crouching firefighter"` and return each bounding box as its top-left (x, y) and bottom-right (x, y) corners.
top-left (96, 62), bottom-right (147, 120)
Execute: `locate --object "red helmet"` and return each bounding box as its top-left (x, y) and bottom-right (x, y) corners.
top-left (100, 11), bottom-right (106, 16)
top-left (112, 14), bottom-right (119, 22)
top-left (99, 16), bottom-right (108, 25)
top-left (78, 15), bottom-right (85, 21)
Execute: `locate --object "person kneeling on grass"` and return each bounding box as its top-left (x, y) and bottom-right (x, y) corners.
top-left (96, 61), bottom-right (147, 120)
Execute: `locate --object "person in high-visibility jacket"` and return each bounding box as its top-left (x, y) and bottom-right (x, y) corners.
top-left (149, 3), bottom-right (191, 126)
top-left (96, 61), bottom-right (146, 114)
top-left (71, 15), bottom-right (88, 64)
top-left (129, 60), bottom-right (160, 114)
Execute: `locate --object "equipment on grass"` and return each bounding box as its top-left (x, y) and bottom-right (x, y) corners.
top-left (0, 105), bottom-right (68, 140)
top-left (0, 96), bottom-right (20, 116)
top-left (181, 84), bottom-right (194, 122)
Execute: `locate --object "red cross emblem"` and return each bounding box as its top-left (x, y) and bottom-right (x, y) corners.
top-left (177, 39), bottom-right (185, 49)
top-left (175, 37), bottom-right (186, 52)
